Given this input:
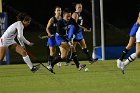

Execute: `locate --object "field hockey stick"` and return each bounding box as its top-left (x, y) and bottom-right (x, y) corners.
top-left (25, 49), bottom-right (55, 74)
top-left (28, 50), bottom-right (55, 74)
top-left (38, 34), bottom-right (49, 39)
top-left (84, 28), bottom-right (91, 32)
top-left (39, 62), bottom-right (55, 74)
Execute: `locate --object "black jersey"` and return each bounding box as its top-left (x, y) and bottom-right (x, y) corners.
top-left (68, 17), bottom-right (79, 34)
top-left (49, 16), bottom-right (60, 34)
top-left (57, 19), bottom-right (70, 36)
top-left (75, 12), bottom-right (83, 26)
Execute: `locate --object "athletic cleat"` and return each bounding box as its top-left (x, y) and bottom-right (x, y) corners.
top-left (56, 62), bottom-right (62, 67)
top-left (64, 62), bottom-right (70, 66)
top-left (47, 61), bottom-right (51, 66)
top-left (89, 58), bottom-right (98, 64)
top-left (31, 65), bottom-right (40, 73)
top-left (47, 65), bottom-right (55, 74)
top-left (78, 64), bottom-right (86, 71)
top-left (117, 59), bottom-right (125, 74)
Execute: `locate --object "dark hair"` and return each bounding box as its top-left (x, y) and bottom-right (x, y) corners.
top-left (16, 12), bottom-right (31, 21)
top-left (55, 6), bottom-right (61, 9)
top-left (63, 8), bottom-right (71, 15)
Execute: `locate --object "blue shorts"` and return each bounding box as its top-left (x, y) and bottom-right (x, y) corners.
top-left (129, 23), bottom-right (139, 37)
top-left (55, 34), bottom-right (65, 46)
top-left (46, 35), bottom-right (57, 47)
top-left (74, 28), bottom-right (84, 42)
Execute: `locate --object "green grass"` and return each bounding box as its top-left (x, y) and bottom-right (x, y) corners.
top-left (0, 60), bottom-right (140, 93)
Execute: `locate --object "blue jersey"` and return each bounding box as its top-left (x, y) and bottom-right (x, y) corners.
top-left (129, 23), bottom-right (139, 37)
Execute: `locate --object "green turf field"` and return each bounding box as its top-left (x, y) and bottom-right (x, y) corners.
top-left (0, 60), bottom-right (140, 93)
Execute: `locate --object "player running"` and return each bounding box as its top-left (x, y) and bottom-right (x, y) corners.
top-left (47, 8), bottom-right (86, 73)
top-left (117, 12), bottom-right (140, 62)
top-left (46, 6), bottom-right (62, 66)
top-left (0, 12), bottom-right (40, 73)
top-left (66, 3), bottom-right (98, 65)
top-left (117, 12), bottom-right (140, 74)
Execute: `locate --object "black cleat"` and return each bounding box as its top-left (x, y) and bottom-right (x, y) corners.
top-left (78, 64), bottom-right (86, 71)
top-left (31, 65), bottom-right (40, 73)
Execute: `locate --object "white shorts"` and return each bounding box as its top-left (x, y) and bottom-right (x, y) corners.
top-left (136, 27), bottom-right (140, 43)
top-left (0, 38), bottom-right (17, 47)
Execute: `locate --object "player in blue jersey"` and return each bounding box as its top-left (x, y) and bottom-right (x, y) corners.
top-left (47, 8), bottom-right (86, 73)
top-left (46, 6), bottom-right (62, 66)
top-left (66, 3), bottom-right (98, 65)
top-left (117, 12), bottom-right (140, 62)
top-left (117, 12), bottom-right (140, 74)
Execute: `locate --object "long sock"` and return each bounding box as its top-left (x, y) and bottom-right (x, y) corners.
top-left (23, 55), bottom-right (33, 69)
top-left (82, 48), bottom-right (92, 61)
top-left (72, 52), bottom-right (80, 68)
top-left (51, 55), bottom-right (62, 68)
top-left (66, 51), bottom-right (72, 64)
top-left (48, 56), bottom-right (54, 65)
top-left (119, 48), bottom-right (129, 61)
top-left (124, 53), bottom-right (137, 66)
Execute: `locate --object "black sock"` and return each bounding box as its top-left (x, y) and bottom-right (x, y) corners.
top-left (82, 48), bottom-right (92, 61)
top-left (51, 55), bottom-right (62, 68)
top-left (66, 51), bottom-right (72, 64)
top-left (72, 52), bottom-right (80, 68)
top-left (48, 56), bottom-right (54, 65)
top-left (119, 48), bottom-right (129, 61)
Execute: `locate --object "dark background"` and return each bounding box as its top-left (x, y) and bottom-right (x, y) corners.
top-left (2, 0), bottom-right (140, 28)
top-left (1, 0), bottom-right (140, 63)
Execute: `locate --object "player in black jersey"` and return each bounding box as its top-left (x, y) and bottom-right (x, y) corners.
top-left (47, 8), bottom-right (86, 73)
top-left (66, 3), bottom-right (98, 65)
top-left (46, 6), bottom-right (62, 66)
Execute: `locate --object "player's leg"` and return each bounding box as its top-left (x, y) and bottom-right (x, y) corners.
top-left (47, 42), bottom-right (70, 73)
top-left (117, 28), bottom-right (140, 73)
top-left (79, 39), bottom-right (98, 63)
top-left (121, 20), bottom-right (140, 67)
top-left (66, 41), bottom-right (86, 70)
top-left (65, 41), bottom-right (77, 65)
top-left (48, 46), bottom-right (56, 65)
top-left (9, 43), bottom-right (40, 73)
top-left (52, 42), bottom-right (70, 66)
top-left (119, 37), bottom-right (135, 61)
top-left (0, 38), bottom-right (7, 62)
top-left (119, 22), bottom-right (139, 61)
top-left (47, 36), bottom-right (56, 65)
top-left (71, 42), bottom-right (80, 68)
top-left (123, 42), bottom-right (140, 66)
top-left (0, 47), bottom-right (7, 62)
top-left (117, 43), bottom-right (139, 73)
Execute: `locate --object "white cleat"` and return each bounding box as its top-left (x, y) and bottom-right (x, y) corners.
top-left (117, 59), bottom-right (125, 74)
top-left (47, 65), bottom-right (55, 74)
top-left (56, 62), bottom-right (62, 67)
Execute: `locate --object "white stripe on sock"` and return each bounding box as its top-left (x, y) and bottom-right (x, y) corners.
top-left (124, 53), bottom-right (137, 66)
